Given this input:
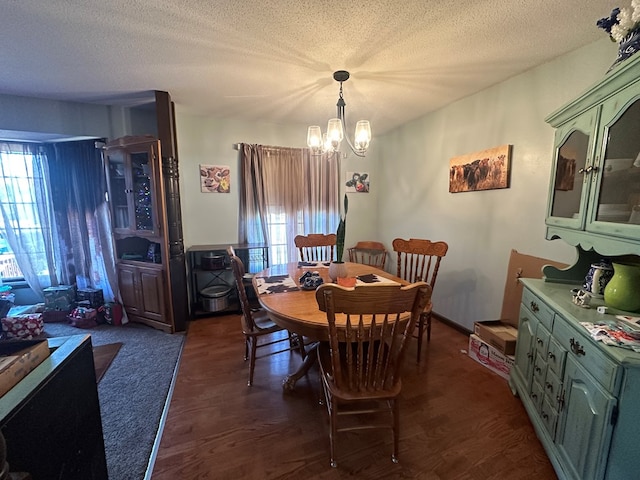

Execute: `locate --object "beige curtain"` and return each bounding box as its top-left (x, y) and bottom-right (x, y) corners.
top-left (239, 144), bottom-right (339, 265)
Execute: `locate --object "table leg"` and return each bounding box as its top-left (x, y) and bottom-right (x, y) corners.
top-left (283, 342), bottom-right (318, 392)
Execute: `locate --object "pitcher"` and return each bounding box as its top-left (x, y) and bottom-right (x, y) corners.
top-left (583, 260), bottom-right (613, 298)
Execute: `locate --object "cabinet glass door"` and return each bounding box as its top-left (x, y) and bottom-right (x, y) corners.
top-left (546, 109), bottom-right (598, 229)
top-left (106, 139), bottom-right (159, 236)
top-left (588, 93), bottom-right (640, 237)
top-left (106, 149), bottom-right (130, 230)
top-left (130, 150), bottom-right (155, 232)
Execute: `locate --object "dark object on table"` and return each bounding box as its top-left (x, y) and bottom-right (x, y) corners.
top-left (356, 273), bottom-right (379, 283)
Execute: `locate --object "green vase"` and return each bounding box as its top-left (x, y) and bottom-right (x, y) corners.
top-left (603, 262), bottom-right (640, 312)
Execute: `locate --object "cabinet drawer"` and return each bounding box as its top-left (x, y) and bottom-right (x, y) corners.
top-left (546, 336), bottom-right (566, 376)
top-left (543, 368), bottom-right (562, 403)
top-left (535, 324), bottom-right (551, 358)
top-left (533, 352), bottom-right (548, 387)
top-left (540, 396), bottom-right (559, 440)
top-left (553, 317), bottom-right (621, 393)
top-left (522, 289), bottom-right (555, 331)
top-left (530, 379), bottom-right (544, 413)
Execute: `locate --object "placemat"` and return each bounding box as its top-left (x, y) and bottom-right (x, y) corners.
top-left (255, 275), bottom-right (300, 294)
top-left (355, 274), bottom-right (400, 285)
top-left (297, 261), bottom-right (331, 268)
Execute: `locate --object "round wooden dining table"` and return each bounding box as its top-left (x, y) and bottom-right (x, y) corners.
top-left (252, 261), bottom-right (407, 390)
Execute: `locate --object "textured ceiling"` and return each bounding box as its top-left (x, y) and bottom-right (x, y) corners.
top-left (0, 0), bottom-right (618, 135)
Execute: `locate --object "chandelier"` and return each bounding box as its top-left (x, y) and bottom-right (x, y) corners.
top-left (306, 70), bottom-right (371, 157)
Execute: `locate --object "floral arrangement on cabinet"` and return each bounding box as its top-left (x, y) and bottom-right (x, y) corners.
top-left (598, 2), bottom-right (640, 42)
top-left (597, 1), bottom-right (640, 66)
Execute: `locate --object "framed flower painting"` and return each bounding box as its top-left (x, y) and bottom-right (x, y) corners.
top-left (200, 165), bottom-right (230, 193)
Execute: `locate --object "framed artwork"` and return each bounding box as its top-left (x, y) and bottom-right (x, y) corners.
top-left (345, 172), bottom-right (370, 193)
top-left (449, 145), bottom-right (512, 193)
top-left (554, 154), bottom-right (576, 191)
top-left (200, 165), bottom-right (230, 193)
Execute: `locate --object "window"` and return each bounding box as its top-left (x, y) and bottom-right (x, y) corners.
top-left (0, 145), bottom-right (51, 283)
top-left (266, 210), bottom-right (304, 267)
top-left (239, 144), bottom-right (340, 266)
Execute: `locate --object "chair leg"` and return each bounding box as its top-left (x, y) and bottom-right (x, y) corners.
top-left (391, 398), bottom-right (399, 464)
top-left (248, 337), bottom-right (258, 386)
top-left (244, 337), bottom-right (249, 361)
top-left (329, 394), bottom-right (338, 468)
top-left (416, 314), bottom-right (425, 363)
top-left (426, 312), bottom-right (432, 342)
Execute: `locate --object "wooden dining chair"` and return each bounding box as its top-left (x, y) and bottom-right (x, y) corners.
top-left (347, 240), bottom-right (387, 269)
top-left (315, 281), bottom-right (432, 467)
top-left (228, 249), bottom-right (303, 386)
top-left (392, 238), bottom-right (449, 362)
top-left (294, 233), bottom-right (336, 262)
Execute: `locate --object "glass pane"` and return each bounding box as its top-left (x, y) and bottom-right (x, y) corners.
top-left (596, 99), bottom-right (640, 224)
top-left (107, 151), bottom-right (129, 229)
top-left (551, 131), bottom-right (589, 218)
top-left (131, 151), bottom-right (154, 231)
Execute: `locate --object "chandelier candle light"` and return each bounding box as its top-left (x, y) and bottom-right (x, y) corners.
top-left (307, 70), bottom-right (371, 157)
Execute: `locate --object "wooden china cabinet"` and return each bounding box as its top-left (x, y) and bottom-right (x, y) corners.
top-left (105, 91), bottom-right (187, 333)
top-left (509, 54), bottom-right (640, 480)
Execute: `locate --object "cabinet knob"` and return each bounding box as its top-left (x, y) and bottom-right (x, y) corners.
top-left (585, 165), bottom-right (594, 173)
top-left (548, 352), bottom-right (555, 360)
top-left (545, 382), bottom-right (553, 391)
top-left (541, 412), bottom-right (549, 420)
top-left (535, 366), bottom-right (541, 373)
top-left (569, 338), bottom-right (586, 356)
top-left (578, 167), bottom-right (585, 174)
top-left (537, 338), bottom-right (544, 345)
top-left (530, 301), bottom-right (539, 313)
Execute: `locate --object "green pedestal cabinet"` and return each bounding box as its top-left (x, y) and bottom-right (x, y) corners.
top-left (509, 280), bottom-right (640, 480)
top-left (511, 53), bottom-right (640, 480)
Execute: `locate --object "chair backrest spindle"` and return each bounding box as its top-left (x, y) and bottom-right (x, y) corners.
top-left (317, 283), bottom-right (431, 393)
top-left (294, 233), bottom-right (336, 262)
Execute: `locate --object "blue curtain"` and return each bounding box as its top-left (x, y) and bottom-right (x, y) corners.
top-left (47, 140), bottom-right (118, 301)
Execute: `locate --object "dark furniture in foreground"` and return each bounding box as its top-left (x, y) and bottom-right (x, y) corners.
top-left (0, 335), bottom-right (107, 480)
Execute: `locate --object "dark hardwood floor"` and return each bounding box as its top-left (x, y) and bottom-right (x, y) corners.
top-left (151, 315), bottom-right (557, 479)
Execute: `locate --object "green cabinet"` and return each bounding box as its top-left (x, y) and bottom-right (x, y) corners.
top-left (545, 53), bottom-right (640, 258)
top-left (509, 279), bottom-right (640, 480)
top-left (555, 356), bottom-right (616, 480)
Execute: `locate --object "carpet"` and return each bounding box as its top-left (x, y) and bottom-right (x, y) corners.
top-left (93, 342), bottom-right (122, 383)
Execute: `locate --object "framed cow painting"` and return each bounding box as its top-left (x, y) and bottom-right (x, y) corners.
top-left (449, 145), bottom-right (512, 193)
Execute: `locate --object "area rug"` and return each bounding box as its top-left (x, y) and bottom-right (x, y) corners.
top-left (43, 322), bottom-right (185, 480)
top-left (93, 342), bottom-right (122, 383)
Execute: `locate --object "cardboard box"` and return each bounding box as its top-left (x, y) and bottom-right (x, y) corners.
top-left (468, 334), bottom-right (514, 380)
top-left (43, 285), bottom-right (76, 312)
top-left (474, 320), bottom-right (518, 355)
top-left (76, 288), bottom-right (104, 309)
top-left (499, 249), bottom-right (568, 327)
top-left (0, 340), bottom-right (51, 397)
